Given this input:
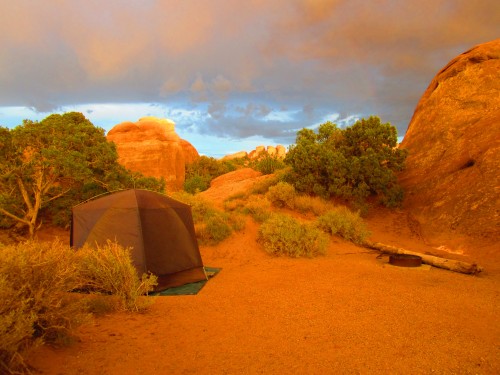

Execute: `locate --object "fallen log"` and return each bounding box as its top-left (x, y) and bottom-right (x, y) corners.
top-left (364, 241), bottom-right (483, 275)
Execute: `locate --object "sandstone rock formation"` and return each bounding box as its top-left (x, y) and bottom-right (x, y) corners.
top-left (222, 145), bottom-right (287, 161)
top-left (107, 117), bottom-right (199, 191)
top-left (399, 39), bottom-right (500, 241)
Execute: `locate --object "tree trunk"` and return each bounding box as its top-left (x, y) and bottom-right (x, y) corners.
top-left (364, 241), bottom-right (483, 275)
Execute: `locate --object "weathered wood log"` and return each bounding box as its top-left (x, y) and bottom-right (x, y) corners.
top-left (364, 241), bottom-right (483, 275)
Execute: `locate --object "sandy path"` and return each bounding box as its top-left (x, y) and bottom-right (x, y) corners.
top-left (28, 216), bottom-right (499, 374)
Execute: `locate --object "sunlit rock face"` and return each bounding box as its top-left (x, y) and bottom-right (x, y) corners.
top-left (399, 39), bottom-right (500, 240)
top-left (107, 117), bottom-right (199, 191)
top-left (222, 145), bottom-right (287, 161)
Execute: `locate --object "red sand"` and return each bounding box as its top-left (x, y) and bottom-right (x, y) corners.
top-left (26, 205), bottom-right (499, 374)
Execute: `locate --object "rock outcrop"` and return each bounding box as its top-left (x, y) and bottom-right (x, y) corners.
top-left (107, 117), bottom-right (199, 191)
top-left (399, 39), bottom-right (500, 241)
top-left (222, 145), bottom-right (286, 161)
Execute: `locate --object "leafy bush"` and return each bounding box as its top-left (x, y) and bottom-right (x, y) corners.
top-left (184, 174), bottom-right (211, 194)
top-left (76, 241), bottom-right (158, 312)
top-left (266, 182), bottom-right (296, 209)
top-left (252, 154), bottom-right (286, 175)
top-left (285, 116), bottom-right (407, 208)
top-left (0, 240), bottom-right (89, 373)
top-left (258, 214), bottom-right (328, 258)
top-left (316, 206), bottom-right (371, 244)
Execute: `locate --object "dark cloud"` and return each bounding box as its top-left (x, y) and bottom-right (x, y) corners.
top-left (0, 0), bottom-right (498, 149)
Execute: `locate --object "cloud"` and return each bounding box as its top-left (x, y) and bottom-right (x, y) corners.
top-left (0, 0), bottom-right (499, 154)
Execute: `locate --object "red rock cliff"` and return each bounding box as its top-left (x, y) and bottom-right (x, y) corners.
top-left (399, 39), bottom-right (500, 241)
top-left (107, 117), bottom-right (199, 191)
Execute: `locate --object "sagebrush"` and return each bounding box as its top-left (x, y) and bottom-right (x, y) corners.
top-left (258, 214), bottom-right (328, 258)
top-left (76, 241), bottom-right (158, 312)
top-left (173, 192), bottom-right (245, 245)
top-left (0, 240), bottom-right (89, 373)
top-left (0, 239), bottom-right (158, 374)
top-left (316, 206), bottom-right (371, 244)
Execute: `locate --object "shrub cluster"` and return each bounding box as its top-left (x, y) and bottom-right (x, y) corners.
top-left (258, 214), bottom-right (329, 258)
top-left (0, 240), bottom-right (157, 374)
top-left (316, 207), bottom-right (371, 244)
top-left (284, 116), bottom-right (407, 208)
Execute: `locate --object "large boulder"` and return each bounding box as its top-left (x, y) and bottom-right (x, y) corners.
top-left (399, 39), bottom-right (500, 241)
top-left (107, 117), bottom-right (199, 191)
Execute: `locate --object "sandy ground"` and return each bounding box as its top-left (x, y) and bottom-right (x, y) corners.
top-left (21, 174), bottom-right (500, 374)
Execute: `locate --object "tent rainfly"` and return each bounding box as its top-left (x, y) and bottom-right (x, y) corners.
top-left (71, 189), bottom-right (207, 291)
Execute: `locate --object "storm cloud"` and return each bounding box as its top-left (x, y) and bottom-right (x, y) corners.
top-left (0, 0), bottom-right (498, 154)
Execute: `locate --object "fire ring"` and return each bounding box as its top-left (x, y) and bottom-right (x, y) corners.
top-left (389, 254), bottom-right (422, 267)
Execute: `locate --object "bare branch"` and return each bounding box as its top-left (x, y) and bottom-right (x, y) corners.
top-left (0, 207), bottom-right (30, 225)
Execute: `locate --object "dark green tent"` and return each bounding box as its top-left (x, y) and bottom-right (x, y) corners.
top-left (71, 189), bottom-right (207, 291)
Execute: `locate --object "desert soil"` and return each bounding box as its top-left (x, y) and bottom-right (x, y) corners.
top-left (24, 185), bottom-right (500, 374)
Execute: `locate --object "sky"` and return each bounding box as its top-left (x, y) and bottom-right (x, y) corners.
top-left (0, 1), bottom-right (498, 157)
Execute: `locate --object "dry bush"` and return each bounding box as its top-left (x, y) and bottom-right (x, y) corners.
top-left (0, 240), bottom-right (90, 373)
top-left (266, 182), bottom-right (296, 209)
top-left (258, 214), bottom-right (328, 258)
top-left (293, 195), bottom-right (334, 216)
top-left (316, 206), bottom-right (371, 244)
top-left (174, 192), bottom-right (245, 245)
top-left (250, 175), bottom-right (280, 195)
top-left (242, 195), bottom-right (272, 223)
top-left (76, 241), bottom-right (158, 312)
top-left (223, 196), bottom-right (247, 212)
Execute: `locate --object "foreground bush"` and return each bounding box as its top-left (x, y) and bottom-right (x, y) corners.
top-left (258, 214), bottom-right (328, 258)
top-left (76, 241), bottom-right (158, 312)
top-left (0, 240), bottom-right (89, 373)
top-left (316, 206), bottom-right (371, 244)
top-left (0, 240), bottom-right (159, 373)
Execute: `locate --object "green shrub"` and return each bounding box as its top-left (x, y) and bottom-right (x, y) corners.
top-left (266, 182), bottom-right (296, 209)
top-left (316, 207), bottom-right (371, 244)
top-left (252, 155), bottom-right (286, 175)
top-left (197, 215), bottom-right (232, 245)
top-left (76, 241), bottom-right (158, 312)
top-left (258, 214), bottom-right (328, 258)
top-left (285, 116), bottom-right (407, 208)
top-left (184, 174), bottom-right (211, 194)
top-left (0, 240), bottom-right (90, 373)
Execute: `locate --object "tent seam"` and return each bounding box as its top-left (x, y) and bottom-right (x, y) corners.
top-left (134, 190), bottom-right (148, 275)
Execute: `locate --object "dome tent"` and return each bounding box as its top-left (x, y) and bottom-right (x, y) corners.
top-left (71, 189), bottom-right (206, 291)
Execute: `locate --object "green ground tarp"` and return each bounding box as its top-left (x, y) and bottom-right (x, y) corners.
top-left (152, 267), bottom-right (221, 296)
